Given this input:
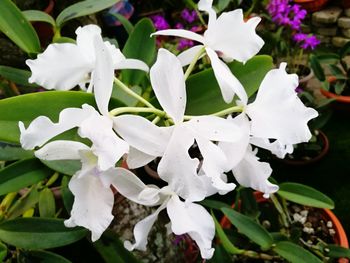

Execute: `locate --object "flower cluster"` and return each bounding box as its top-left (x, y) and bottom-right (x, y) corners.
top-left (19, 0), bottom-right (317, 259)
top-left (293, 32), bottom-right (321, 50)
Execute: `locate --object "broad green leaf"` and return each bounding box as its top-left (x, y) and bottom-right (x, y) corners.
top-left (0, 159), bottom-right (51, 195)
top-left (273, 241), bottom-right (323, 263)
top-left (0, 91), bottom-right (124, 144)
top-left (0, 242), bottom-right (7, 262)
top-left (56, 0), bottom-right (120, 28)
top-left (0, 65), bottom-right (36, 87)
top-left (221, 207), bottom-right (273, 250)
top-left (186, 55), bottom-right (273, 115)
top-left (199, 199), bottom-right (231, 210)
top-left (7, 187), bottom-right (39, 219)
top-left (122, 18), bottom-right (156, 86)
top-left (0, 218), bottom-right (87, 249)
top-left (0, 0), bottom-right (41, 54)
top-left (324, 244), bottom-right (350, 259)
top-left (39, 188), bottom-right (56, 218)
top-left (18, 250), bottom-right (71, 263)
top-left (0, 144), bottom-right (34, 161)
top-left (94, 230), bottom-right (140, 263)
top-left (309, 55), bottom-right (325, 82)
top-left (22, 10), bottom-right (56, 27)
top-left (111, 13), bottom-right (134, 35)
top-left (339, 41), bottom-right (350, 58)
top-left (41, 160), bottom-right (81, 176)
top-left (278, 183), bottom-right (334, 209)
top-left (207, 244), bottom-right (232, 263)
top-left (212, 212), bottom-right (243, 254)
top-left (61, 176), bottom-right (73, 213)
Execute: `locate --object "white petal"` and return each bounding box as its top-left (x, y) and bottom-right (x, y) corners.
top-left (113, 115), bottom-right (172, 156)
top-left (250, 137), bottom-right (293, 159)
top-left (218, 114), bottom-right (250, 170)
top-left (115, 58), bottom-right (149, 72)
top-left (150, 49), bottom-right (186, 123)
top-left (186, 115), bottom-right (242, 142)
top-left (198, 0), bottom-right (217, 27)
top-left (125, 201), bottom-right (167, 251)
top-left (35, 140), bottom-right (89, 160)
top-left (177, 45), bottom-right (204, 67)
top-left (152, 29), bottom-right (205, 44)
top-left (78, 115), bottom-right (128, 171)
top-left (158, 126), bottom-right (206, 202)
top-left (75, 24), bottom-right (101, 61)
top-left (206, 48), bottom-right (248, 104)
top-left (26, 43), bottom-right (92, 90)
top-left (232, 146), bottom-right (278, 198)
top-left (19, 104), bottom-right (98, 150)
top-left (167, 195), bottom-right (215, 259)
top-left (126, 147), bottom-right (156, 169)
top-left (204, 10), bottom-right (264, 63)
top-left (64, 173), bottom-right (114, 242)
top-left (92, 34), bottom-right (115, 116)
top-left (246, 63), bottom-right (318, 145)
top-left (195, 136), bottom-right (235, 195)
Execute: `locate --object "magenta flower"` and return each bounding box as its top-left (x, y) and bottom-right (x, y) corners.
top-left (293, 33), bottom-right (320, 50)
top-left (151, 15), bottom-right (170, 30)
top-left (181, 8), bottom-right (198, 23)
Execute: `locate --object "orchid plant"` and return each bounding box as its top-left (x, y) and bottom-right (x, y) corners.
top-left (2, 0), bottom-right (347, 262)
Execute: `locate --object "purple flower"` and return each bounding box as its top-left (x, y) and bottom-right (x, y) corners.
top-left (151, 15), bottom-right (169, 30)
top-left (293, 33), bottom-right (320, 50)
top-left (181, 8), bottom-right (197, 23)
top-left (175, 22), bottom-right (184, 29)
top-left (177, 39), bottom-right (194, 50)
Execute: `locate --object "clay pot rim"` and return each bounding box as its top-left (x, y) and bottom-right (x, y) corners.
top-left (220, 191), bottom-right (349, 263)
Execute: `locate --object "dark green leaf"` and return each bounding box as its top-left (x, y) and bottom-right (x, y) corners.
top-left (221, 207), bottom-right (273, 250)
top-left (207, 244), bottom-right (232, 263)
top-left (339, 41), bottom-right (350, 58)
top-left (0, 144), bottom-right (34, 161)
top-left (0, 218), bottom-right (87, 249)
top-left (273, 241), bottom-right (323, 263)
top-left (0, 242), bottom-right (7, 262)
top-left (41, 160), bottom-right (81, 176)
top-left (329, 65), bottom-right (345, 79)
top-left (278, 183), bottom-right (334, 209)
top-left (56, 0), bottom-right (120, 28)
top-left (0, 91), bottom-right (124, 144)
top-left (61, 176), bottom-right (73, 213)
top-left (0, 65), bottom-right (36, 87)
top-left (324, 244), bottom-right (350, 259)
top-left (18, 250), bottom-right (71, 263)
top-left (122, 18), bottom-right (156, 86)
top-left (309, 55), bottom-right (325, 82)
top-left (199, 199), bottom-right (231, 210)
top-left (186, 55), bottom-right (273, 115)
top-left (7, 187), bottom-right (40, 219)
top-left (0, 159), bottom-right (51, 195)
top-left (93, 230), bottom-right (140, 263)
top-left (240, 188), bottom-right (259, 219)
top-left (22, 10), bottom-right (56, 27)
top-left (39, 188), bottom-right (56, 218)
top-left (316, 54), bottom-right (339, 63)
top-left (111, 13), bottom-right (134, 35)
top-left (0, 0), bottom-right (41, 53)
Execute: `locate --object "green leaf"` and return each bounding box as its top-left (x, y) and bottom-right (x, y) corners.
top-left (309, 55), bottom-right (325, 82)
top-left (39, 188), bottom-right (56, 218)
top-left (0, 65), bottom-right (36, 87)
top-left (56, 0), bottom-right (120, 28)
top-left (7, 187), bottom-right (40, 219)
top-left (0, 218), bottom-right (87, 249)
top-left (0, 159), bottom-right (51, 195)
top-left (0, 242), bottom-right (7, 262)
top-left (212, 212), bottom-right (243, 254)
top-left (61, 176), bottom-right (73, 213)
top-left (41, 160), bottom-right (81, 176)
top-left (221, 207), bottom-right (273, 250)
top-left (93, 230), bottom-right (141, 263)
top-left (273, 241), bottom-right (323, 263)
top-left (186, 55), bottom-right (273, 115)
top-left (111, 13), bottom-right (134, 35)
top-left (22, 10), bottom-right (56, 27)
top-left (0, 144), bottom-right (34, 161)
top-left (0, 91), bottom-right (124, 144)
top-left (18, 250), bottom-right (71, 263)
top-left (122, 18), bottom-right (156, 86)
top-left (199, 199), bottom-right (231, 210)
top-left (0, 0), bottom-right (41, 54)
top-left (278, 183), bottom-right (334, 209)
top-left (339, 41), bottom-right (350, 58)
top-left (324, 244), bottom-right (350, 259)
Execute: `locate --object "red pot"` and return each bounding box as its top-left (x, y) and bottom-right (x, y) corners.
top-left (321, 76), bottom-right (350, 111)
top-left (293, 0), bottom-right (329, 12)
top-left (220, 192), bottom-right (349, 263)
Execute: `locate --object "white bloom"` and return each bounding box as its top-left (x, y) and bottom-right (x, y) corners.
top-left (107, 170), bottom-right (215, 259)
top-left (26, 25), bottom-right (148, 115)
top-left (114, 49), bottom-right (242, 201)
top-left (34, 140), bottom-right (133, 241)
top-left (152, 1), bottom-right (264, 104)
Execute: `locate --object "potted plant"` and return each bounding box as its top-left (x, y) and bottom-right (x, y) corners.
top-left (293, 0), bottom-right (329, 12)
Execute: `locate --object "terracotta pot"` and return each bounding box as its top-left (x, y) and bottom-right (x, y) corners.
top-left (293, 0), bottom-right (329, 12)
top-left (279, 130), bottom-right (329, 166)
top-left (320, 76), bottom-right (350, 111)
top-left (220, 192), bottom-right (349, 263)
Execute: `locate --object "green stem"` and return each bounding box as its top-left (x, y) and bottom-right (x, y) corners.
top-left (114, 78), bottom-right (155, 108)
top-left (183, 105), bottom-right (244, 120)
top-left (110, 106), bottom-right (169, 119)
top-left (184, 47), bottom-right (206, 80)
top-left (152, 116), bottom-right (161, 124)
top-left (270, 194), bottom-right (289, 228)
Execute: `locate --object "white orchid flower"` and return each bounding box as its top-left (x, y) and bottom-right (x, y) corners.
top-left (106, 170), bottom-right (215, 259)
top-left (19, 104), bottom-right (128, 171)
top-left (26, 24), bottom-right (148, 115)
top-left (152, 0), bottom-right (264, 104)
top-left (219, 63), bottom-right (318, 197)
top-left (113, 49), bottom-right (242, 202)
top-left (34, 140), bottom-right (133, 241)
